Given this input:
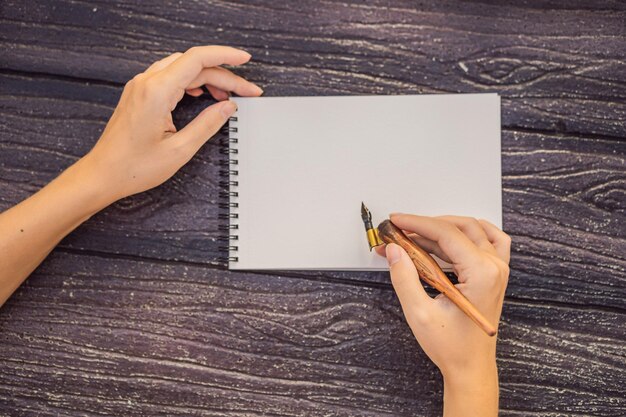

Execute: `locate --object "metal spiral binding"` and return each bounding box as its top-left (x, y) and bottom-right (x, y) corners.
top-left (218, 115), bottom-right (239, 263)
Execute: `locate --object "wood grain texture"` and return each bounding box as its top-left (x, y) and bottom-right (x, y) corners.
top-left (0, 0), bottom-right (625, 415)
top-left (0, 253), bottom-right (624, 416)
top-left (2, 0), bottom-right (626, 140)
top-left (1, 71), bottom-right (624, 310)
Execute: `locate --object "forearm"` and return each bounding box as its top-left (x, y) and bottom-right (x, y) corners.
top-left (0, 155), bottom-right (113, 305)
top-left (442, 363), bottom-right (499, 417)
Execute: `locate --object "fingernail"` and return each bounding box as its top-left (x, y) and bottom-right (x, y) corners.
top-left (220, 101), bottom-right (237, 119)
top-left (386, 243), bottom-right (402, 266)
top-left (252, 84), bottom-right (264, 95)
top-left (389, 212), bottom-right (403, 218)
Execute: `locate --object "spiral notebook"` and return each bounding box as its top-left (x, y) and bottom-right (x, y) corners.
top-left (226, 94), bottom-right (501, 270)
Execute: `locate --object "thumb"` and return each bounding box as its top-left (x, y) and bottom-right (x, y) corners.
top-left (176, 100), bottom-right (237, 153)
top-left (386, 243), bottom-right (433, 325)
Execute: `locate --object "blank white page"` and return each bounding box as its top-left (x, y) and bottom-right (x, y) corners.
top-left (229, 94), bottom-right (501, 270)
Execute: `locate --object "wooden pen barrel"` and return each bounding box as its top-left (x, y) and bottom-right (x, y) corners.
top-left (378, 220), bottom-right (497, 337)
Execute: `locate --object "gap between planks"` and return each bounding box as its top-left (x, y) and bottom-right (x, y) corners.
top-left (53, 246), bottom-right (626, 316)
top-left (2, 67), bottom-right (624, 143)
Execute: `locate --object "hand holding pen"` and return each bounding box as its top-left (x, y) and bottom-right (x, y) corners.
top-left (375, 213), bottom-right (510, 417)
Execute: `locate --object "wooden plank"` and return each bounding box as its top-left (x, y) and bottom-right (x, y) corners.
top-left (1, 72), bottom-right (624, 310)
top-left (1, 1), bottom-right (625, 138)
top-left (0, 2), bottom-right (624, 416)
top-left (0, 252), bottom-right (623, 416)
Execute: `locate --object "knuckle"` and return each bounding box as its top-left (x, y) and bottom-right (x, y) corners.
top-left (132, 72), bottom-right (147, 83)
top-left (481, 256), bottom-right (510, 287)
top-left (468, 217), bottom-right (481, 229)
top-left (137, 75), bottom-right (164, 99)
top-left (185, 46), bottom-right (203, 56)
top-left (436, 218), bottom-right (457, 233)
top-left (438, 221), bottom-right (463, 242)
top-left (125, 73), bottom-right (144, 89)
top-left (459, 217), bottom-right (482, 233)
top-left (486, 259), bottom-right (501, 278)
top-left (481, 259), bottom-right (502, 287)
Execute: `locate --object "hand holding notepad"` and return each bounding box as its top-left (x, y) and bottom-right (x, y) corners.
top-left (226, 94), bottom-right (502, 270)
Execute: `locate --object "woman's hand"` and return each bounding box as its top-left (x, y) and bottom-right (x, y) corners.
top-left (85, 45), bottom-right (263, 203)
top-left (0, 46), bottom-right (261, 306)
top-left (376, 214), bottom-right (510, 417)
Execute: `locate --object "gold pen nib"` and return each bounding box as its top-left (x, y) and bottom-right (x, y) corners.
top-left (361, 202), bottom-right (383, 251)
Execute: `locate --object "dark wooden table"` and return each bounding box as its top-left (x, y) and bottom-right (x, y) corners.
top-left (1, 1), bottom-right (625, 416)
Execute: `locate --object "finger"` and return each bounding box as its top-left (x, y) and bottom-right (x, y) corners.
top-left (436, 215), bottom-right (497, 255)
top-left (386, 243), bottom-right (433, 327)
top-left (479, 219), bottom-right (511, 263)
top-left (378, 232), bottom-right (460, 280)
top-left (406, 233), bottom-right (452, 263)
top-left (159, 46), bottom-right (251, 91)
top-left (186, 88), bottom-right (204, 97)
top-left (174, 100), bottom-right (237, 154)
top-left (375, 233), bottom-right (452, 263)
top-left (389, 214), bottom-right (483, 267)
top-left (187, 66), bottom-right (263, 96)
top-left (206, 85), bottom-right (230, 101)
top-left (145, 52), bottom-right (183, 73)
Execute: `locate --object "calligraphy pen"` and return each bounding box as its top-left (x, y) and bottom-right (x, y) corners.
top-left (361, 202), bottom-right (497, 337)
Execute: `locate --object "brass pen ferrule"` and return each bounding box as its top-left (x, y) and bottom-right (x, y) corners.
top-left (361, 202), bottom-right (383, 250)
top-left (366, 227), bottom-right (383, 251)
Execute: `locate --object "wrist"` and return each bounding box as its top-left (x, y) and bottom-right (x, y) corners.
top-left (442, 360), bottom-right (498, 389)
top-left (442, 361), bottom-right (499, 417)
top-left (67, 154), bottom-right (120, 211)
